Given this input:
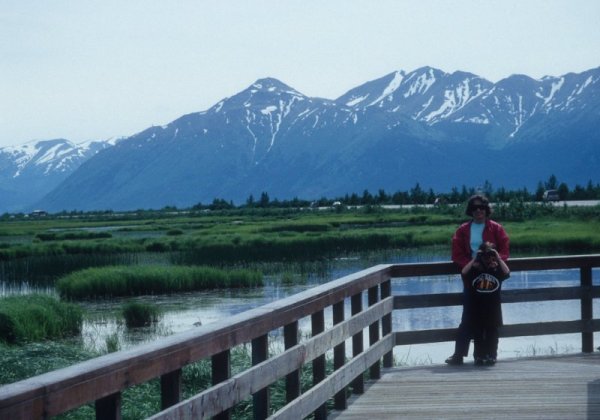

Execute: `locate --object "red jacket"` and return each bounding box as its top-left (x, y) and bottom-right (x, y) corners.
top-left (451, 219), bottom-right (510, 269)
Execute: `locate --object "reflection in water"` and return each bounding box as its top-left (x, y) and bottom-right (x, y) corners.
top-left (2, 248), bottom-right (599, 365)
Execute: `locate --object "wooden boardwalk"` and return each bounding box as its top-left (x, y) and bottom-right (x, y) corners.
top-left (330, 353), bottom-right (600, 419)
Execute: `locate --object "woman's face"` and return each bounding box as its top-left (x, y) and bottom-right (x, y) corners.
top-left (471, 200), bottom-right (487, 223)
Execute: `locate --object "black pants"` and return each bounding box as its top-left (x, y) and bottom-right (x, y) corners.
top-left (452, 290), bottom-right (472, 357)
top-left (472, 325), bottom-right (499, 359)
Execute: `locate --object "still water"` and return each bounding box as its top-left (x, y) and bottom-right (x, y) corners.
top-left (2, 248), bottom-right (599, 365)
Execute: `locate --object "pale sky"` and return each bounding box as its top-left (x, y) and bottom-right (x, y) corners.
top-left (1, 0), bottom-right (599, 148)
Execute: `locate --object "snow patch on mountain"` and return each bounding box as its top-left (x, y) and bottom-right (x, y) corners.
top-left (37, 143), bottom-right (69, 165)
top-left (577, 75), bottom-right (595, 94)
top-left (543, 77), bottom-right (564, 106)
top-left (213, 101), bottom-right (225, 113)
top-left (346, 95), bottom-right (369, 107)
top-left (423, 80), bottom-right (480, 123)
top-left (404, 69), bottom-right (436, 97)
top-left (508, 95), bottom-right (526, 137)
top-left (261, 105), bottom-right (278, 115)
top-left (368, 71), bottom-right (404, 106)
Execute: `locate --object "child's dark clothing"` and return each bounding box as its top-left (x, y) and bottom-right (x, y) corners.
top-left (462, 265), bottom-right (510, 360)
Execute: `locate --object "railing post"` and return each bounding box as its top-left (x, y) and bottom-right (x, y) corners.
top-left (160, 369), bottom-right (182, 410)
top-left (284, 321), bottom-right (300, 403)
top-left (581, 266), bottom-right (593, 353)
top-left (95, 392), bottom-right (121, 420)
top-left (212, 350), bottom-right (231, 420)
top-left (351, 292), bottom-right (364, 394)
top-left (368, 285), bottom-right (381, 379)
top-left (312, 309), bottom-right (327, 420)
top-left (333, 300), bottom-right (347, 410)
top-left (381, 279), bottom-right (393, 368)
top-left (252, 334), bottom-right (270, 419)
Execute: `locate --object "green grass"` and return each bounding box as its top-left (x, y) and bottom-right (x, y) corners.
top-left (35, 231), bottom-right (113, 241)
top-left (56, 265), bottom-right (264, 299)
top-left (505, 220), bottom-right (600, 252)
top-left (122, 301), bottom-right (162, 328)
top-left (0, 205), bottom-right (599, 281)
top-left (0, 341), bottom-right (95, 385)
top-left (0, 295), bottom-right (83, 344)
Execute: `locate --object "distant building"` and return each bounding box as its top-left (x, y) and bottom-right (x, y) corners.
top-left (543, 190), bottom-right (560, 202)
top-left (30, 210), bottom-right (48, 217)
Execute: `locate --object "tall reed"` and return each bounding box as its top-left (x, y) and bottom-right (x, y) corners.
top-left (0, 295), bottom-right (83, 344)
top-left (56, 265), bottom-right (264, 300)
top-left (122, 301), bottom-right (161, 328)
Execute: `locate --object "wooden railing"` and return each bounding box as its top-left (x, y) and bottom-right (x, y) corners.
top-left (1, 255), bottom-right (599, 419)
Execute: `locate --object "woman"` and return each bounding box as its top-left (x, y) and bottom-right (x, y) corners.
top-left (445, 194), bottom-right (510, 365)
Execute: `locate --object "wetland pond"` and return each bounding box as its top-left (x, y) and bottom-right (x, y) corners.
top-left (2, 247), bottom-right (599, 365)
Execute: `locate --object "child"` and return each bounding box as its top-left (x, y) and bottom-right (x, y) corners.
top-left (461, 241), bottom-right (510, 365)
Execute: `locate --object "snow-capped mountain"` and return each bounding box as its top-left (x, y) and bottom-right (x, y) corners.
top-left (339, 68), bottom-right (493, 124)
top-left (4, 66), bottom-right (599, 212)
top-left (0, 139), bottom-right (116, 212)
top-left (1, 138), bottom-right (115, 176)
top-left (341, 67), bottom-right (600, 146)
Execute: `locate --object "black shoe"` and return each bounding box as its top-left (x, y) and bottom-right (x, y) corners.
top-left (484, 356), bottom-right (496, 366)
top-left (474, 357), bottom-right (484, 366)
top-left (445, 354), bottom-right (463, 365)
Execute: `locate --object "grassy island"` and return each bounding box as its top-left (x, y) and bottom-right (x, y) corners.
top-left (56, 265), bottom-right (264, 300)
top-left (0, 295), bottom-right (83, 344)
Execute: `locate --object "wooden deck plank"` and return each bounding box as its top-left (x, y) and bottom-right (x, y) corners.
top-left (330, 353), bottom-right (600, 419)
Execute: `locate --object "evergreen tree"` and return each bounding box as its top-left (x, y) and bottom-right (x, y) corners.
top-left (246, 194), bottom-right (255, 207)
top-left (361, 189), bottom-right (374, 205)
top-left (410, 183), bottom-right (426, 204)
top-left (557, 183), bottom-right (569, 200)
top-left (545, 174), bottom-right (559, 190)
top-left (259, 192), bottom-right (270, 208)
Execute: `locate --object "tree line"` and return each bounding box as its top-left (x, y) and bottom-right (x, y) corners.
top-left (194, 175), bottom-right (600, 210)
top-left (5, 175), bottom-right (597, 219)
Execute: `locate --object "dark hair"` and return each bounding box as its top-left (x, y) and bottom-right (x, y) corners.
top-left (478, 241), bottom-right (496, 254)
top-left (465, 194), bottom-right (491, 217)
top-left (476, 241), bottom-right (497, 262)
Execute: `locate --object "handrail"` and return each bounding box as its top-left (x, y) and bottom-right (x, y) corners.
top-left (0, 255), bottom-right (599, 419)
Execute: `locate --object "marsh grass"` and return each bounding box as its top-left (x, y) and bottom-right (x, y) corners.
top-left (103, 331), bottom-right (121, 353)
top-left (122, 301), bottom-right (161, 328)
top-left (0, 295), bottom-right (83, 344)
top-left (172, 227), bottom-right (451, 265)
top-left (0, 239), bottom-right (145, 261)
top-left (506, 219), bottom-right (600, 252)
top-left (0, 341), bottom-right (95, 385)
top-left (0, 253), bottom-right (140, 285)
top-left (35, 231), bottom-right (112, 241)
top-left (280, 271), bottom-right (297, 285)
top-left (56, 265), bottom-right (264, 300)
top-left (1, 206), bottom-right (599, 271)
top-left (513, 341), bottom-right (577, 358)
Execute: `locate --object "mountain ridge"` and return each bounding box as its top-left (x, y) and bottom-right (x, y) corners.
top-left (1, 66), bottom-right (598, 212)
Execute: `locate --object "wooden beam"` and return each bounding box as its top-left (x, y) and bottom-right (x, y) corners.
top-left (269, 336), bottom-right (394, 419)
top-left (333, 301), bottom-right (347, 410)
top-left (160, 369), bottom-right (181, 410)
top-left (148, 299), bottom-right (393, 419)
top-left (284, 321), bottom-right (300, 403)
top-left (581, 266), bottom-right (594, 352)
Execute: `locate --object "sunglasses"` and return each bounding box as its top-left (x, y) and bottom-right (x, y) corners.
top-left (471, 204), bottom-right (487, 211)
